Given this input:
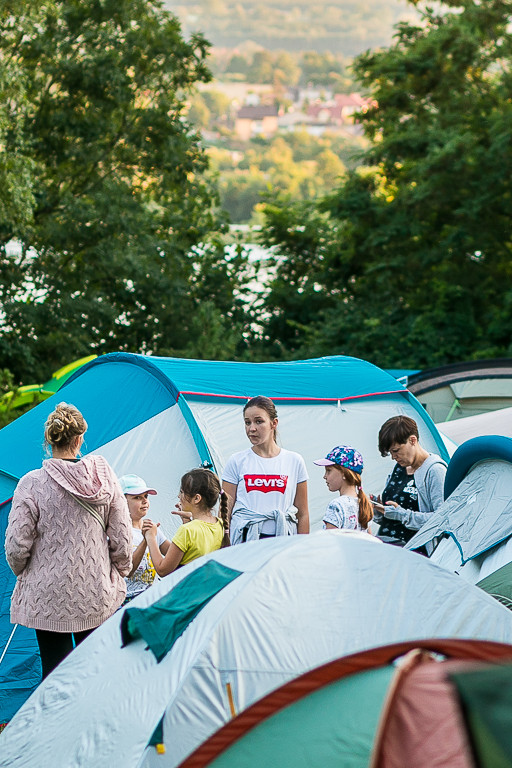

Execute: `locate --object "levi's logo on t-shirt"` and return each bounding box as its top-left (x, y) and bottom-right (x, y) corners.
top-left (244, 474), bottom-right (288, 493)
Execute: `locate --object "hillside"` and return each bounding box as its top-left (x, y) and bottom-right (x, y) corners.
top-left (165, 0), bottom-right (417, 55)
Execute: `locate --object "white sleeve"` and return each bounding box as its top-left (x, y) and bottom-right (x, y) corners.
top-left (295, 453), bottom-right (309, 483)
top-left (323, 500), bottom-right (344, 528)
top-left (222, 453), bottom-right (240, 485)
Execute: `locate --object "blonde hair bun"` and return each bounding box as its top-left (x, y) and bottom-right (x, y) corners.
top-left (44, 403), bottom-right (87, 448)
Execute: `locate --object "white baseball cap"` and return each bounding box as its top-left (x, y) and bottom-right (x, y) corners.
top-left (119, 474), bottom-right (157, 496)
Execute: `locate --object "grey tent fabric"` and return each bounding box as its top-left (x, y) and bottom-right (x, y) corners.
top-left (405, 461), bottom-right (512, 565)
top-left (438, 407), bottom-right (512, 443)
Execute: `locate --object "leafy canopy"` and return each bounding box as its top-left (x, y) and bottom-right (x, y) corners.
top-left (255, 0), bottom-right (512, 367)
top-left (0, 0), bottom-right (249, 382)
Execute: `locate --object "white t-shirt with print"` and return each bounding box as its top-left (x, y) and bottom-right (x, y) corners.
top-left (125, 527), bottom-right (167, 599)
top-left (222, 447), bottom-right (308, 533)
top-left (323, 496), bottom-right (361, 531)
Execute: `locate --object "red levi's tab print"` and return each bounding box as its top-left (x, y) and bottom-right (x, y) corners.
top-left (244, 475), bottom-right (288, 494)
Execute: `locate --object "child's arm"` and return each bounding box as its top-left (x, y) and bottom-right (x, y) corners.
top-left (160, 539), bottom-right (171, 555)
top-left (143, 521), bottom-right (183, 576)
top-left (172, 504), bottom-right (193, 525)
top-left (127, 536), bottom-right (147, 578)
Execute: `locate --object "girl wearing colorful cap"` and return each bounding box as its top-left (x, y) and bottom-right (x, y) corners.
top-left (314, 446), bottom-right (373, 531)
top-left (142, 468), bottom-right (230, 576)
top-left (119, 474), bottom-right (171, 603)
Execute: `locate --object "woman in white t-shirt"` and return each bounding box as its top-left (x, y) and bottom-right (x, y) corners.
top-left (222, 396), bottom-right (309, 544)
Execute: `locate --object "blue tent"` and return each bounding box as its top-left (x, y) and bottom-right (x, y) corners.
top-left (406, 436), bottom-right (512, 608)
top-left (0, 352), bottom-right (447, 722)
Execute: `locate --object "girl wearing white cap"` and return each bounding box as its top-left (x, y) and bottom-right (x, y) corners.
top-left (119, 474), bottom-right (170, 603)
top-left (314, 445), bottom-right (373, 531)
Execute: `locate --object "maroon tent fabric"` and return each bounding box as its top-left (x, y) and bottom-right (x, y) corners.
top-left (374, 657), bottom-right (481, 768)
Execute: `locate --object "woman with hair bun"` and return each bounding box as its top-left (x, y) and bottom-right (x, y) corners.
top-left (222, 395), bottom-right (309, 544)
top-left (5, 402), bottom-right (132, 679)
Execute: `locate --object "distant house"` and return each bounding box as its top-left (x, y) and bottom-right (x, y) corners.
top-left (290, 86), bottom-right (334, 105)
top-left (277, 111), bottom-right (332, 137)
top-left (334, 93), bottom-right (368, 116)
top-left (306, 93), bottom-right (372, 126)
top-left (235, 104), bottom-right (280, 141)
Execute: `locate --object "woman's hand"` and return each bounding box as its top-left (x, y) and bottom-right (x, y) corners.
top-left (381, 501), bottom-right (405, 521)
top-left (172, 503), bottom-right (192, 523)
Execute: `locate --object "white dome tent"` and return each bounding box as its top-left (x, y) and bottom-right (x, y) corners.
top-left (1, 532), bottom-right (512, 768)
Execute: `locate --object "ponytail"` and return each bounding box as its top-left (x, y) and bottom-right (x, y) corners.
top-left (340, 467), bottom-right (373, 531)
top-left (219, 490), bottom-right (231, 548)
top-left (357, 486), bottom-right (373, 531)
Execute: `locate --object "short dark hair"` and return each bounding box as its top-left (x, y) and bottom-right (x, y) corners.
top-left (378, 415), bottom-right (419, 456)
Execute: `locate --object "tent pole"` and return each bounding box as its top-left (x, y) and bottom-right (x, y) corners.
top-left (0, 624), bottom-right (18, 667)
top-left (445, 398), bottom-right (460, 422)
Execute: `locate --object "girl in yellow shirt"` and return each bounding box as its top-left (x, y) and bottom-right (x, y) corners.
top-left (143, 468), bottom-right (230, 576)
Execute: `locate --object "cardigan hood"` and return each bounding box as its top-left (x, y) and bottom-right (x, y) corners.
top-left (43, 454), bottom-right (116, 504)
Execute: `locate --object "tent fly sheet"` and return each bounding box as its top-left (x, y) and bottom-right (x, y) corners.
top-left (0, 353), bottom-right (448, 722)
top-left (2, 533), bottom-right (512, 768)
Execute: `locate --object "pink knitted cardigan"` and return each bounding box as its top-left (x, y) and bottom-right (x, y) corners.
top-left (5, 454), bottom-right (132, 632)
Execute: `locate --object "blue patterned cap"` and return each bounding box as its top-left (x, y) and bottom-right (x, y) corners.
top-left (314, 445), bottom-right (364, 473)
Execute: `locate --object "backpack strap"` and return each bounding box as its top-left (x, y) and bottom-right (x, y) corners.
top-left (69, 493), bottom-right (107, 532)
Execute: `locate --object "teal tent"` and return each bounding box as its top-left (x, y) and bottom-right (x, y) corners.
top-left (0, 352), bottom-right (448, 722)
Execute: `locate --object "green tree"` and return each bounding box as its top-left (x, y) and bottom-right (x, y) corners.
top-left (255, 0), bottom-right (512, 367)
top-left (0, 0), bottom-right (248, 382)
top-left (274, 52), bottom-right (301, 87)
top-left (225, 53), bottom-right (250, 76)
top-left (315, 149), bottom-right (346, 189)
top-left (188, 94), bottom-right (212, 129)
top-left (202, 89), bottom-right (232, 122)
top-left (219, 170), bottom-right (268, 223)
top-left (299, 50), bottom-right (350, 87)
top-left (246, 51), bottom-right (275, 83)
top-left (0, 1), bottom-right (41, 234)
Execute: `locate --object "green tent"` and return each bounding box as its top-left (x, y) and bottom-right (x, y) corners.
top-left (451, 664), bottom-right (512, 768)
top-left (179, 640), bottom-right (512, 768)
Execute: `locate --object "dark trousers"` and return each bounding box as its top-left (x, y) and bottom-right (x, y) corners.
top-left (241, 529), bottom-right (275, 542)
top-left (35, 628), bottom-right (94, 679)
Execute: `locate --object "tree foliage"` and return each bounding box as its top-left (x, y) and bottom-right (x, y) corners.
top-left (255, 0), bottom-right (512, 367)
top-left (0, 0), bottom-right (249, 382)
top-left (208, 132), bottom-right (353, 224)
top-left (0, 1), bottom-right (40, 234)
